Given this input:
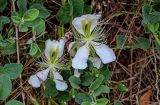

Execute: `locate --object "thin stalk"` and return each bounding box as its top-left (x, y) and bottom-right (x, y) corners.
top-left (31, 96), bottom-right (40, 105)
top-left (61, 0), bottom-right (66, 5)
top-left (61, 24), bottom-right (64, 37)
top-left (89, 91), bottom-right (96, 104)
top-left (153, 46), bottom-right (160, 104)
top-left (11, 0), bottom-right (25, 104)
top-left (50, 98), bottom-right (59, 105)
top-left (48, 99), bottom-right (51, 105)
top-left (71, 25), bottom-right (78, 38)
top-left (152, 33), bottom-right (160, 46)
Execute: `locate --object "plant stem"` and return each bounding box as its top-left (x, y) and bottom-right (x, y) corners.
top-left (71, 25), bottom-right (77, 38)
top-left (152, 33), bottom-right (160, 46)
top-left (61, 0), bottom-right (66, 5)
top-left (11, 0), bottom-right (25, 104)
top-left (153, 44), bottom-right (160, 104)
top-left (48, 99), bottom-right (51, 105)
top-left (50, 98), bottom-right (59, 105)
top-left (61, 24), bottom-right (64, 37)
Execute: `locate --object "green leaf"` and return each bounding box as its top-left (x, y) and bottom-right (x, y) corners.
top-left (69, 88), bottom-right (77, 98)
top-left (11, 16), bottom-right (21, 25)
top-left (75, 93), bottom-right (92, 104)
top-left (100, 65), bottom-right (111, 81)
top-left (0, 36), bottom-right (6, 46)
top-left (60, 69), bottom-right (71, 80)
top-left (57, 91), bottom-right (71, 103)
top-left (0, 0), bottom-right (8, 12)
top-left (71, 0), bottom-right (84, 17)
top-left (8, 28), bottom-right (14, 37)
top-left (0, 16), bottom-right (10, 31)
top-left (30, 3), bottom-right (50, 19)
top-left (41, 79), bottom-right (58, 98)
top-left (23, 9), bottom-right (39, 21)
top-left (17, 0), bottom-right (27, 16)
top-left (0, 74), bottom-right (12, 100)
top-left (88, 60), bottom-right (94, 71)
top-left (96, 98), bottom-right (109, 105)
top-left (147, 23), bottom-right (159, 33)
top-left (0, 35), bottom-right (3, 40)
top-left (83, 4), bottom-right (92, 14)
top-left (19, 24), bottom-right (28, 32)
top-left (142, 5), bottom-right (160, 24)
top-left (24, 17), bottom-right (41, 27)
top-left (142, 5), bottom-right (150, 21)
top-left (93, 85), bottom-right (110, 96)
top-left (116, 35), bottom-right (125, 49)
top-left (81, 101), bottom-right (91, 105)
top-left (32, 19), bottom-right (45, 35)
top-left (81, 74), bottom-right (94, 86)
top-left (32, 0), bottom-right (42, 3)
top-left (29, 43), bottom-right (39, 56)
top-left (56, 0), bottom-right (84, 24)
top-left (114, 100), bottom-right (123, 105)
top-left (69, 76), bottom-right (81, 88)
top-left (132, 37), bottom-right (150, 51)
top-left (0, 45), bottom-right (16, 55)
top-left (92, 68), bottom-right (100, 77)
top-left (152, 0), bottom-right (160, 3)
top-left (89, 74), bottom-right (104, 91)
top-left (0, 63), bottom-right (23, 79)
top-left (56, 3), bottom-right (72, 24)
top-left (155, 41), bottom-right (160, 53)
top-left (5, 100), bottom-right (24, 105)
top-left (0, 38), bottom-right (16, 55)
top-left (116, 83), bottom-right (128, 92)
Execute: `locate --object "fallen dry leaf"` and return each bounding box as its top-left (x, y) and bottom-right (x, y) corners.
top-left (139, 89), bottom-right (152, 105)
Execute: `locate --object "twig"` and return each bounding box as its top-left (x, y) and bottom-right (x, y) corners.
top-left (11, 0), bottom-right (25, 104)
top-left (153, 48), bottom-right (160, 104)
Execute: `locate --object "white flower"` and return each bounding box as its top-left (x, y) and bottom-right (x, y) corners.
top-left (45, 38), bottom-right (65, 60)
top-left (93, 44), bottom-right (116, 64)
top-left (72, 44), bottom-right (89, 69)
top-left (53, 70), bottom-right (68, 91)
top-left (71, 14), bottom-right (116, 69)
top-left (72, 14), bottom-right (101, 35)
top-left (89, 57), bottom-right (101, 69)
top-left (28, 38), bottom-right (68, 91)
top-left (28, 68), bottom-right (50, 88)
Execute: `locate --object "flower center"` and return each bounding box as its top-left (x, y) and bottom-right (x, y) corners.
top-left (82, 20), bottom-right (92, 38)
top-left (49, 47), bottom-right (58, 68)
top-left (82, 20), bottom-right (94, 43)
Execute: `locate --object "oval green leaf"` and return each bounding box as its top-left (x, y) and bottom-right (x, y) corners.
top-left (23, 9), bottom-right (39, 21)
top-left (0, 74), bottom-right (12, 100)
top-left (5, 100), bottom-right (24, 105)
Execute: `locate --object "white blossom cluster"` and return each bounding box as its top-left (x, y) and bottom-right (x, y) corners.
top-left (28, 14), bottom-right (116, 91)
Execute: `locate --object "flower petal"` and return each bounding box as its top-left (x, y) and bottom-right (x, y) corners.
top-left (89, 57), bottom-right (101, 69)
top-left (72, 14), bottom-right (101, 35)
top-left (72, 16), bottom-right (85, 35)
top-left (52, 70), bottom-right (68, 91)
top-left (28, 75), bottom-right (41, 88)
top-left (74, 69), bottom-right (81, 77)
top-left (36, 68), bottom-right (50, 81)
top-left (52, 70), bottom-right (63, 80)
top-left (54, 79), bottom-right (68, 91)
top-left (93, 44), bottom-right (116, 64)
top-left (58, 38), bottom-right (66, 58)
top-left (82, 14), bottom-right (101, 33)
top-left (72, 44), bottom-right (89, 69)
top-left (45, 39), bottom-right (58, 59)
